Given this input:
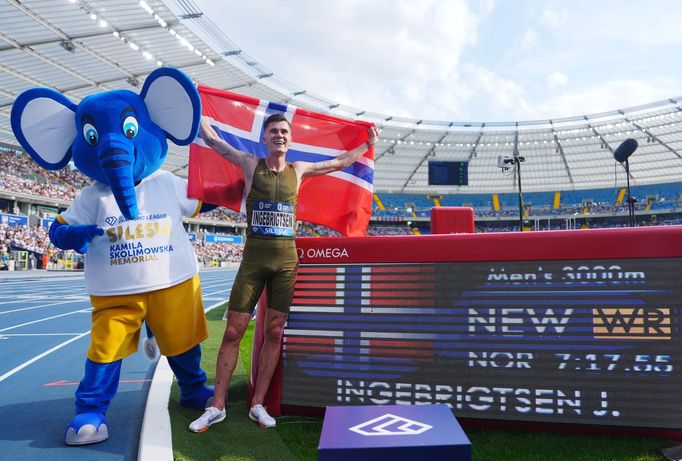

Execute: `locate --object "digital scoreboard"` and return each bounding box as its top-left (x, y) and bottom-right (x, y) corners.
top-left (428, 161), bottom-right (468, 186)
top-left (275, 227), bottom-right (682, 429)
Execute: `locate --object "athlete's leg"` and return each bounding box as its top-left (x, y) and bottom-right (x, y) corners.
top-left (251, 307), bottom-right (288, 406)
top-left (211, 310), bottom-right (251, 410)
top-left (210, 251), bottom-right (267, 410)
top-left (188, 310), bottom-right (252, 432)
top-left (251, 239), bottom-right (298, 406)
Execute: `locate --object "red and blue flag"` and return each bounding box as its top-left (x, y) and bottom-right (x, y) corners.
top-left (188, 86), bottom-right (374, 236)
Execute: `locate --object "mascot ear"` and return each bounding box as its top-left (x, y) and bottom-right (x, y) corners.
top-left (11, 88), bottom-right (76, 170)
top-left (140, 67), bottom-right (201, 146)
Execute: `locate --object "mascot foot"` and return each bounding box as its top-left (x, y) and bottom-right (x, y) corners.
top-left (180, 385), bottom-right (215, 409)
top-left (142, 336), bottom-right (160, 362)
top-left (65, 412), bottom-right (108, 445)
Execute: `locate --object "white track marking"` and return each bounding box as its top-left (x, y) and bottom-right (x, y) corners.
top-left (0, 331), bottom-right (90, 383)
top-left (0, 299), bottom-right (90, 314)
top-left (1, 333), bottom-right (83, 337)
top-left (0, 309), bottom-right (91, 333)
top-left (205, 299), bottom-right (227, 313)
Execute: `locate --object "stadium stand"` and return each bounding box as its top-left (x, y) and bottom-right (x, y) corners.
top-left (3, 118), bottom-right (682, 268)
top-left (0, 148), bottom-right (87, 201)
top-left (372, 185), bottom-right (682, 221)
top-left (3, 142), bottom-right (682, 270)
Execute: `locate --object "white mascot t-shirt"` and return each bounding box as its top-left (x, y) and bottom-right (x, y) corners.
top-left (60, 170), bottom-right (200, 296)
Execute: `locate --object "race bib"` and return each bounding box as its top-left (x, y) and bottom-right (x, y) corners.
top-left (251, 200), bottom-right (295, 237)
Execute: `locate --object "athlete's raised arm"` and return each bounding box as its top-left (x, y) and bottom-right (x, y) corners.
top-left (199, 117), bottom-right (259, 173)
top-left (293, 125), bottom-right (378, 179)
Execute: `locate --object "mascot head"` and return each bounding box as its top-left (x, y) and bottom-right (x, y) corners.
top-left (10, 67), bottom-right (201, 220)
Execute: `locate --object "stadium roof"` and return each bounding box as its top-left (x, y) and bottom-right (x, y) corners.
top-left (2, 0), bottom-right (682, 194)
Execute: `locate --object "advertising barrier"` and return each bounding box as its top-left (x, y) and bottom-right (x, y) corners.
top-left (204, 234), bottom-right (243, 244)
top-left (274, 226), bottom-right (682, 430)
top-left (0, 213), bottom-right (28, 227)
top-left (39, 218), bottom-right (54, 229)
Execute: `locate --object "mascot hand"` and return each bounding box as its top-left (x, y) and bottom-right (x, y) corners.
top-left (50, 221), bottom-right (103, 254)
top-left (67, 224), bottom-right (104, 254)
top-left (70, 225), bottom-right (104, 254)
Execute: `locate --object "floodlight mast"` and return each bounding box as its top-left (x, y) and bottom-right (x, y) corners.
top-left (613, 138), bottom-right (639, 228)
top-left (513, 152), bottom-right (526, 232)
top-left (498, 154), bottom-right (526, 232)
top-left (624, 159), bottom-right (636, 227)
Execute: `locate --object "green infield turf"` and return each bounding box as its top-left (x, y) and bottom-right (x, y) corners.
top-left (169, 303), bottom-right (676, 461)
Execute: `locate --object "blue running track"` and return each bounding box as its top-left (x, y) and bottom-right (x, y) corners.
top-left (0, 268), bottom-right (236, 461)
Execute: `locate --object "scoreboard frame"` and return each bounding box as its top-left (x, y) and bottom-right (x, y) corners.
top-left (252, 226), bottom-right (682, 431)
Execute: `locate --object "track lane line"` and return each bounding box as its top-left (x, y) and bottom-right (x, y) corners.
top-left (0, 308), bottom-right (92, 332)
top-left (0, 330), bottom-right (90, 383)
top-left (1, 333), bottom-right (83, 337)
top-left (0, 299), bottom-right (90, 314)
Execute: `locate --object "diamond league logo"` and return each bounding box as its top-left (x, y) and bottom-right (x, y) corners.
top-left (104, 216), bottom-right (117, 226)
top-left (348, 413), bottom-right (433, 436)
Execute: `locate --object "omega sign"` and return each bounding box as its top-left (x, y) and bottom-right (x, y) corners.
top-left (297, 247), bottom-right (349, 259)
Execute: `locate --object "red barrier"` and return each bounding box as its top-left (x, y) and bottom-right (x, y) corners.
top-left (430, 206), bottom-right (475, 234)
top-left (295, 226), bottom-right (682, 264)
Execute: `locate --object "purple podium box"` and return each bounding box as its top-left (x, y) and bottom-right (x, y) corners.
top-left (318, 404), bottom-right (471, 461)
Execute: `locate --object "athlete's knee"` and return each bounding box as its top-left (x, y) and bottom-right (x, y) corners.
top-left (264, 322), bottom-right (284, 344)
top-left (222, 313), bottom-right (250, 344)
top-left (222, 323), bottom-right (246, 344)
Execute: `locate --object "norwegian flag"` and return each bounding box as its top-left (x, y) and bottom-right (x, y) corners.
top-left (285, 265), bottom-right (435, 376)
top-left (188, 85), bottom-right (375, 236)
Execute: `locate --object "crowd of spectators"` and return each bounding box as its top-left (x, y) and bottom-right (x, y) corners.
top-left (296, 223), bottom-right (316, 237)
top-left (308, 223), bottom-right (341, 237)
top-left (6, 144), bottom-right (682, 272)
top-left (366, 225), bottom-right (413, 236)
top-left (196, 207), bottom-right (246, 223)
top-left (295, 223), bottom-right (342, 237)
top-left (375, 194), bottom-right (674, 220)
top-left (0, 220), bottom-right (247, 269)
top-left (475, 224), bottom-right (520, 233)
top-left (0, 222), bottom-right (52, 270)
top-left (298, 222), bottom-right (414, 236)
top-left (1, 222), bottom-right (50, 255)
top-left (193, 241), bottom-right (243, 265)
top-left (0, 149), bottom-right (87, 201)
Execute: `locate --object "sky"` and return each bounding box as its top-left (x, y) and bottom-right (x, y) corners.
top-left (192, 0), bottom-right (682, 123)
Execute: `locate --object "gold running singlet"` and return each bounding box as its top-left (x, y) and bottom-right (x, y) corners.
top-left (228, 159), bottom-right (299, 314)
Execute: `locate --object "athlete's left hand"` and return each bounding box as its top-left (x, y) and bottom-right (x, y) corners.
top-left (366, 125), bottom-right (379, 149)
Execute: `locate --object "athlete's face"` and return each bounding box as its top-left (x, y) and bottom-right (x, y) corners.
top-left (263, 121), bottom-right (292, 156)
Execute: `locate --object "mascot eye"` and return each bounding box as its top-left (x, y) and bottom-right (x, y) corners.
top-left (82, 123), bottom-right (99, 146)
top-left (122, 116), bottom-right (139, 139)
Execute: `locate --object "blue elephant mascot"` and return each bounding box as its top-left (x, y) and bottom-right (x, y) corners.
top-left (11, 67), bottom-right (215, 445)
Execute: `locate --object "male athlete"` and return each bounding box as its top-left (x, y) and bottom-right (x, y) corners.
top-left (189, 113), bottom-right (378, 431)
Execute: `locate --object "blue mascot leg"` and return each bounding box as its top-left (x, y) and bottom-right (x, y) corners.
top-left (65, 359), bottom-right (121, 446)
top-left (167, 345), bottom-right (214, 409)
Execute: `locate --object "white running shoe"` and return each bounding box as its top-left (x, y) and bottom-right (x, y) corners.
top-left (249, 404), bottom-right (276, 428)
top-left (188, 406), bottom-right (226, 433)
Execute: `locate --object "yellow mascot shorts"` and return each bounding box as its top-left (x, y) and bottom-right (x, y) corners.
top-left (88, 274), bottom-right (208, 363)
